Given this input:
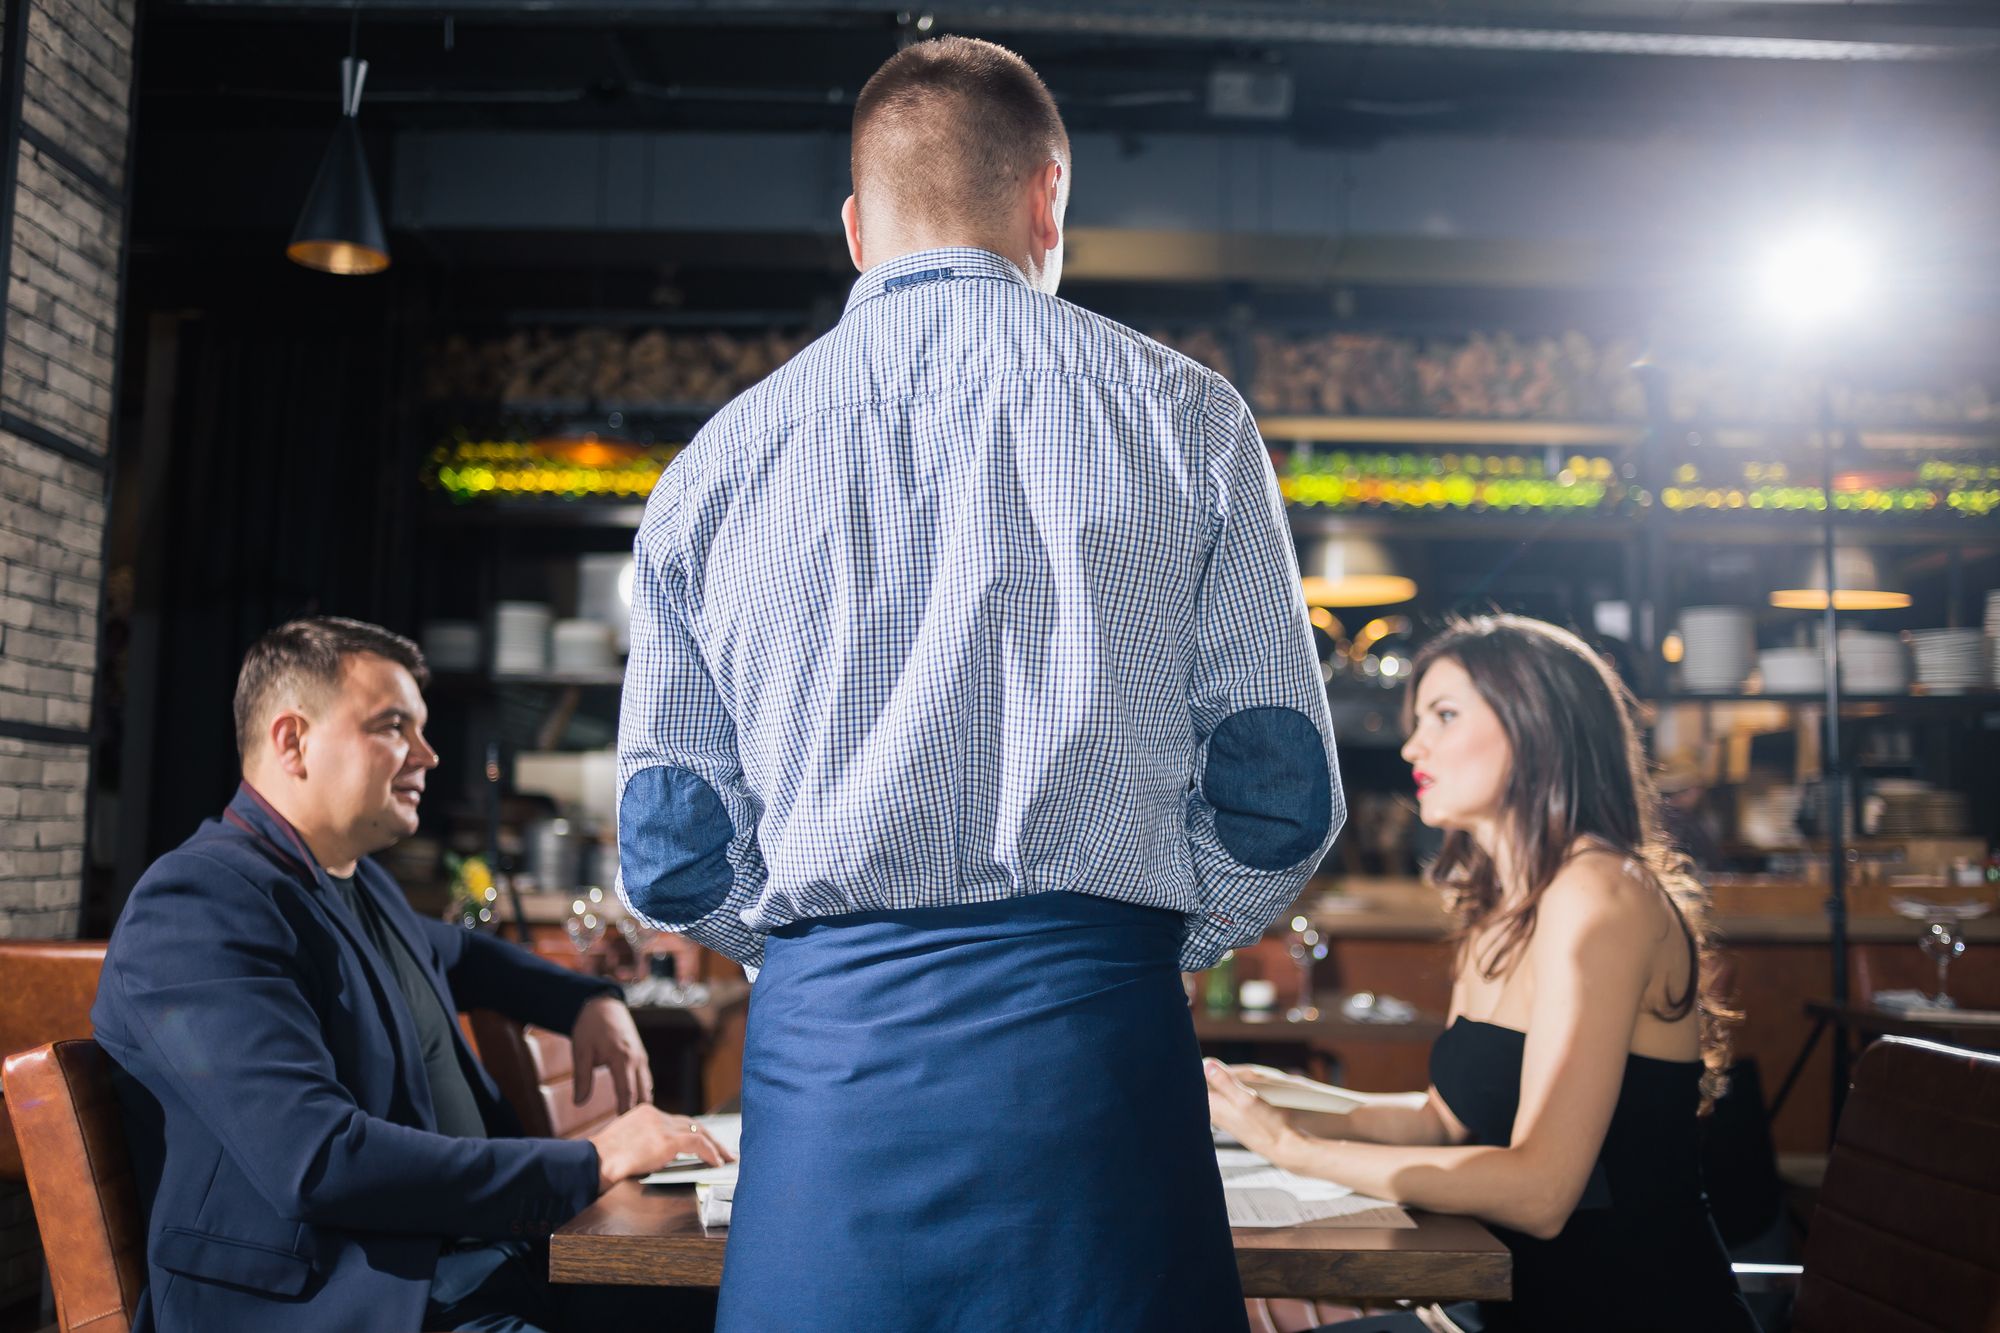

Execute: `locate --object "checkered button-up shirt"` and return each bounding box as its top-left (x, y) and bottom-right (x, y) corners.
top-left (617, 247), bottom-right (1342, 970)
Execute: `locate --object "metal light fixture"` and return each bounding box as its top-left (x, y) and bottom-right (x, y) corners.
top-left (1299, 535), bottom-right (1415, 608)
top-left (1769, 546), bottom-right (1909, 611)
top-left (288, 54), bottom-right (390, 275)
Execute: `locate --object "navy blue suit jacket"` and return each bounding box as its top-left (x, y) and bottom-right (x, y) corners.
top-left (91, 785), bottom-right (619, 1333)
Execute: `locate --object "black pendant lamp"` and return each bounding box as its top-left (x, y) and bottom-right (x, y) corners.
top-left (288, 54), bottom-right (390, 275)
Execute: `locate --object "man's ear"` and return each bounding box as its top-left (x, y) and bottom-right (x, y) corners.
top-left (841, 194), bottom-right (865, 272)
top-left (1028, 159), bottom-right (1064, 256)
top-left (269, 711), bottom-right (309, 780)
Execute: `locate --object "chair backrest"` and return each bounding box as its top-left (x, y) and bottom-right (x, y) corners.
top-left (2, 1040), bottom-right (145, 1333)
top-left (1794, 1036), bottom-right (2000, 1333)
top-left (466, 1010), bottom-right (621, 1140)
top-left (0, 940), bottom-right (108, 1181)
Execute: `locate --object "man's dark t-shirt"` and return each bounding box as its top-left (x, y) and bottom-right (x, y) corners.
top-left (327, 873), bottom-right (490, 1139)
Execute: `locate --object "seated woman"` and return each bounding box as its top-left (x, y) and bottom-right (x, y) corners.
top-left (1206, 614), bottom-right (1757, 1333)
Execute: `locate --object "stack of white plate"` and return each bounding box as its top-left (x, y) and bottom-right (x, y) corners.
top-left (1871, 780), bottom-right (1969, 837)
top-left (495, 602), bottom-right (553, 675)
top-left (1757, 646), bottom-right (1824, 695)
top-left (420, 620), bottom-right (481, 673)
top-left (1679, 607), bottom-right (1755, 694)
top-left (552, 619), bottom-right (616, 674)
top-left (1906, 628), bottom-right (1985, 695)
top-left (1835, 629), bottom-right (1908, 695)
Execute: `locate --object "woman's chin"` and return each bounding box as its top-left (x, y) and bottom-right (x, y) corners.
top-left (1418, 804), bottom-right (1468, 833)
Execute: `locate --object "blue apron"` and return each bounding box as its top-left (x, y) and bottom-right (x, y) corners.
top-left (717, 891), bottom-right (1247, 1332)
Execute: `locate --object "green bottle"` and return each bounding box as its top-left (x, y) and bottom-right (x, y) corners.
top-left (1203, 950), bottom-right (1238, 1017)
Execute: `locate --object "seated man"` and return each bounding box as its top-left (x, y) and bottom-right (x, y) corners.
top-left (93, 617), bottom-right (728, 1333)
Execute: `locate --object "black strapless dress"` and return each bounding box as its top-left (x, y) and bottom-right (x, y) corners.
top-left (1429, 1017), bottom-right (1759, 1333)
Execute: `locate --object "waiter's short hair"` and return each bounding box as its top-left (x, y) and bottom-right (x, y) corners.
top-left (851, 36), bottom-right (1069, 237)
top-left (235, 616), bottom-right (429, 759)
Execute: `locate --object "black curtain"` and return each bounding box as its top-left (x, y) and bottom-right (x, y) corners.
top-left (137, 297), bottom-right (423, 866)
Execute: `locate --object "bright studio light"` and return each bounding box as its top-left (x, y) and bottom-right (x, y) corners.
top-left (1755, 227), bottom-right (1872, 331)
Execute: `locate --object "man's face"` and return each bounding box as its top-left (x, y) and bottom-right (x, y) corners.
top-left (300, 653), bottom-right (438, 857)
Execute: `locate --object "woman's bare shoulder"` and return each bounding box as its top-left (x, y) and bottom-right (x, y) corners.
top-left (1538, 846), bottom-right (1665, 941)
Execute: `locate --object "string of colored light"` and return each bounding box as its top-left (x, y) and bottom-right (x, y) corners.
top-left (422, 439), bottom-right (1997, 517)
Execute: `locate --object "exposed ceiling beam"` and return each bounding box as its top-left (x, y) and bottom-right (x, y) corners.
top-left (155, 0), bottom-right (2000, 61)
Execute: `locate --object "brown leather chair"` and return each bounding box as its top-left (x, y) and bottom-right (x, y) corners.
top-left (0, 940), bottom-right (108, 1181)
top-left (1793, 1036), bottom-right (2000, 1333)
top-left (1246, 1298), bottom-right (1355, 1331)
top-left (465, 1010), bottom-right (621, 1140)
top-left (2, 1040), bottom-right (144, 1333)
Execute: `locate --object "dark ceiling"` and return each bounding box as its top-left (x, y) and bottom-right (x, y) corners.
top-left (139, 0), bottom-right (2000, 143)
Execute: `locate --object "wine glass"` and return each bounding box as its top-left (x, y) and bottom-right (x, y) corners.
top-left (565, 888), bottom-right (608, 967)
top-left (1893, 897), bottom-right (1989, 1009)
top-left (1285, 915), bottom-right (1327, 1023)
top-left (613, 914), bottom-right (654, 984)
top-left (1918, 915), bottom-right (1966, 1008)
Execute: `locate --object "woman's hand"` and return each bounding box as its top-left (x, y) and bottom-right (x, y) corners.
top-left (1204, 1059), bottom-right (1305, 1166)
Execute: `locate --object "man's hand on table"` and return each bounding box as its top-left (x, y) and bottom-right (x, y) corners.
top-left (570, 994), bottom-right (652, 1111)
top-left (588, 1106), bottom-right (735, 1194)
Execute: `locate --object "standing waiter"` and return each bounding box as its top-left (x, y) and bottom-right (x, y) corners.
top-left (616, 35), bottom-right (1343, 1332)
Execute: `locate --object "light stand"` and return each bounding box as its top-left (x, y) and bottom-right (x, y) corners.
top-left (1814, 386), bottom-right (1852, 1135)
top-left (1754, 223), bottom-right (1875, 1141)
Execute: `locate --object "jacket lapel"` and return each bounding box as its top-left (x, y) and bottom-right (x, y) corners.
top-left (349, 860), bottom-right (511, 1115)
top-left (223, 784), bottom-right (441, 1132)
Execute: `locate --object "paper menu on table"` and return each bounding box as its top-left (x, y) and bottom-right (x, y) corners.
top-left (641, 1113), bottom-right (743, 1186)
top-left (1218, 1149), bottom-right (1350, 1200)
top-left (1217, 1147), bottom-right (1407, 1228)
top-left (1224, 1188), bottom-right (1412, 1228)
top-left (695, 1180), bottom-right (733, 1228)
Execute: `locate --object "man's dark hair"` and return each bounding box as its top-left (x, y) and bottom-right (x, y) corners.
top-left (234, 616), bottom-right (429, 759)
top-left (851, 35), bottom-right (1069, 238)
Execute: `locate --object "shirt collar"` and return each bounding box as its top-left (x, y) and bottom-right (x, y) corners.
top-left (843, 246), bottom-right (1033, 315)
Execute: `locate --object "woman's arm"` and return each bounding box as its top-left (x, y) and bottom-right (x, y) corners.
top-left (1205, 857), bottom-right (1660, 1239)
top-left (1339, 1091), bottom-right (1464, 1146)
top-left (1226, 1065), bottom-right (1462, 1146)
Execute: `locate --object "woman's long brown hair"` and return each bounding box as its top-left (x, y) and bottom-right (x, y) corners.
top-left (1407, 614), bottom-right (1737, 1109)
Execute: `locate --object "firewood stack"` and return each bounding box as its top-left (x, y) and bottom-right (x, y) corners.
top-left (423, 327), bottom-right (814, 406)
top-left (1144, 328), bottom-right (1235, 381)
top-left (422, 325), bottom-right (1995, 426)
top-left (1252, 330), bottom-right (1647, 420)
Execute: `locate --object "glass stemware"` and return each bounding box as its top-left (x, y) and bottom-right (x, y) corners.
top-left (1893, 896), bottom-right (1988, 1010)
top-left (1918, 915), bottom-right (1966, 1008)
top-left (613, 914), bottom-right (654, 985)
top-left (565, 887), bottom-right (608, 966)
top-left (1285, 915), bottom-right (1327, 1023)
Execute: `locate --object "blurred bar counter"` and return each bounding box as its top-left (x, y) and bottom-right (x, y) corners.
top-left (1292, 876), bottom-right (2000, 945)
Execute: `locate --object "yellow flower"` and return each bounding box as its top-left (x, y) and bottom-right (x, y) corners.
top-left (459, 857), bottom-right (494, 897)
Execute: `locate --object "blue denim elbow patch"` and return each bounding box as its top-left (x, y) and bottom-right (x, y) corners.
top-left (1204, 706), bottom-right (1332, 871)
top-left (619, 767), bottom-right (737, 920)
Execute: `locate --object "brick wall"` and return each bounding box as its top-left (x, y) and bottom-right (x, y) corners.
top-left (0, 0), bottom-right (135, 1312)
top-left (0, 0), bottom-right (130, 946)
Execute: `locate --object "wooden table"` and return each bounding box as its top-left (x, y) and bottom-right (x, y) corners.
top-left (1770, 997), bottom-right (2000, 1121)
top-left (552, 1182), bottom-right (1511, 1303)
